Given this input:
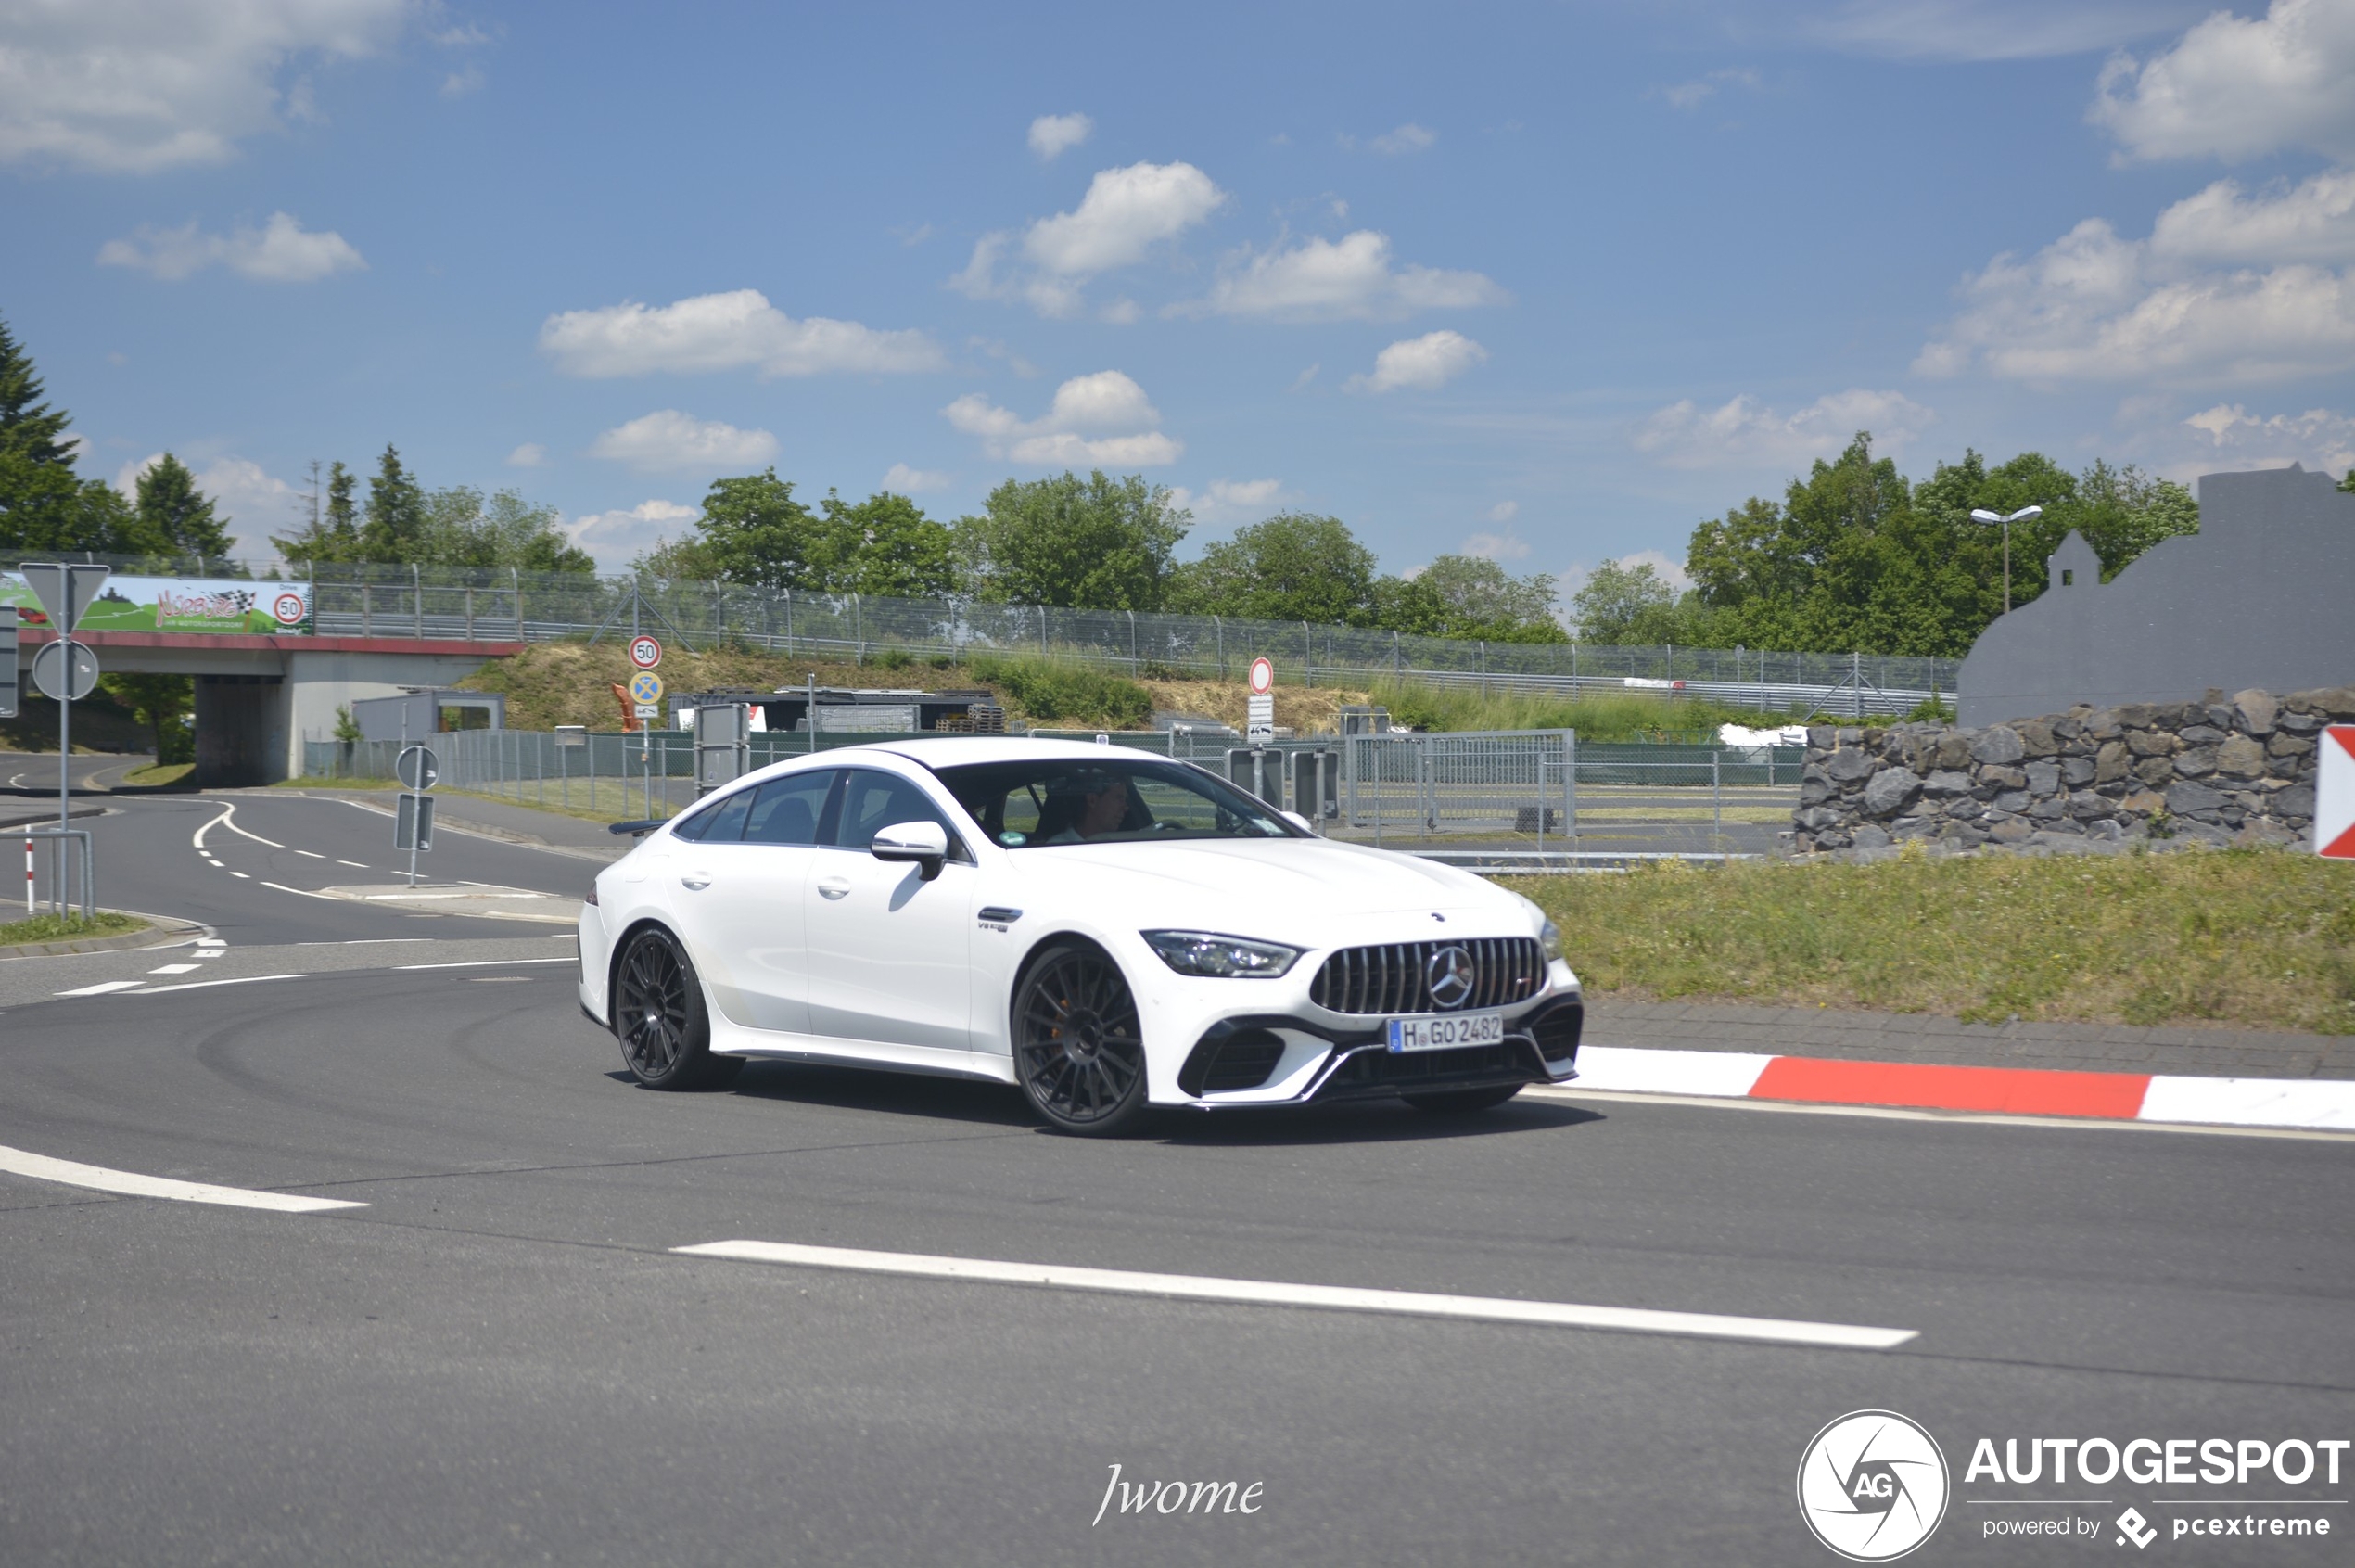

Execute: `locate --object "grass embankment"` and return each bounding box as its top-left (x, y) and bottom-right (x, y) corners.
top-left (119, 761), bottom-right (194, 786)
top-left (1372, 680), bottom-right (1806, 742)
top-left (1513, 848), bottom-right (2355, 1035)
top-left (0, 911), bottom-right (146, 947)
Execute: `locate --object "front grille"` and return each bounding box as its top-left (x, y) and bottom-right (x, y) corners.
top-left (1529, 999), bottom-right (1583, 1063)
top-left (1308, 937), bottom-right (1546, 1015)
top-left (1199, 1030), bottom-right (1286, 1092)
top-left (1323, 1041), bottom-right (1523, 1090)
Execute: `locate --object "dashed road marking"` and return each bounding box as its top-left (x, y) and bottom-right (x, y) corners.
top-left (395, 957), bottom-right (576, 971)
top-left (56, 980), bottom-right (146, 997)
top-left (146, 963), bottom-right (198, 975)
top-left (132, 974), bottom-right (302, 995)
top-left (0, 1143), bottom-right (363, 1213)
top-left (261, 880), bottom-right (347, 900)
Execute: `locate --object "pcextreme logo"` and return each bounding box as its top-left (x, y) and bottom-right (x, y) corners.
top-left (1799, 1409), bottom-right (1953, 1561)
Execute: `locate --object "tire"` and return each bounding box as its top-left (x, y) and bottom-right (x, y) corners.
top-left (1402, 1085), bottom-right (1523, 1114)
top-left (612, 926), bottom-right (736, 1090)
top-left (1012, 942), bottom-right (1151, 1136)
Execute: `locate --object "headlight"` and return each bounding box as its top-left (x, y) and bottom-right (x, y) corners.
top-left (1539, 918), bottom-right (1562, 962)
top-left (1142, 930), bottom-right (1302, 978)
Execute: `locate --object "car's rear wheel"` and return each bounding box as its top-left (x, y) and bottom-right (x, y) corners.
top-left (1402, 1085), bottom-right (1522, 1114)
top-left (613, 927), bottom-right (739, 1090)
top-left (1013, 942), bottom-right (1150, 1135)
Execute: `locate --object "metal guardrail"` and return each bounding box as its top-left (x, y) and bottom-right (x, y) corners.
top-left (18, 826), bottom-right (95, 920)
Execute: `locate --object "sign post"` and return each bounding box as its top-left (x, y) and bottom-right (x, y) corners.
top-left (628, 634), bottom-right (663, 671)
top-left (0, 605), bottom-right (17, 720)
top-left (395, 744), bottom-right (439, 887)
top-left (1246, 657), bottom-right (1275, 745)
top-left (20, 564), bottom-right (108, 916)
top-left (2318, 726), bottom-right (2355, 859)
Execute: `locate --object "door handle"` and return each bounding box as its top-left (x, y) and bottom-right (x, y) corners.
top-left (816, 878), bottom-right (851, 900)
top-left (680, 873), bottom-right (711, 891)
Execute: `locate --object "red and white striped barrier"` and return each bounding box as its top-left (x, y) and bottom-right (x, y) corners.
top-left (1566, 1046), bottom-right (2355, 1132)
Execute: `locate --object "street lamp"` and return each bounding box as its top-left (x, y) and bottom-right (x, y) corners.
top-left (1970, 505), bottom-right (2043, 613)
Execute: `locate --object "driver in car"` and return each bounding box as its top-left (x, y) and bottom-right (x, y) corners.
top-left (1039, 773), bottom-right (1141, 842)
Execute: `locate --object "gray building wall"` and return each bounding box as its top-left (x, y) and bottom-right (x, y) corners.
top-left (1956, 465), bottom-right (2355, 726)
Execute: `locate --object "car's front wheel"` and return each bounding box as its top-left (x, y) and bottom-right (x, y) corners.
top-left (1012, 941), bottom-right (1150, 1135)
top-left (613, 926), bottom-right (740, 1090)
top-left (1402, 1085), bottom-right (1522, 1114)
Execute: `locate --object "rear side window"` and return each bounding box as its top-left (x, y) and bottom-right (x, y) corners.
top-left (742, 771), bottom-right (836, 845)
top-left (673, 788), bottom-right (754, 843)
top-left (832, 768), bottom-right (961, 855)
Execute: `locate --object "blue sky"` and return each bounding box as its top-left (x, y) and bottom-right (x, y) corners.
top-left (6, 0), bottom-right (2353, 599)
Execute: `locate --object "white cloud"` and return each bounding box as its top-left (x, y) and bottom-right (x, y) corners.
top-left (1192, 231), bottom-right (1508, 321)
top-left (1290, 363), bottom-right (1319, 391)
top-left (95, 211), bottom-right (365, 282)
top-left (954, 161), bottom-right (1227, 317)
top-left (591, 411), bottom-right (779, 472)
top-left (2091, 0), bottom-right (2355, 164)
top-left (1486, 500), bottom-right (1519, 523)
top-left (1099, 297), bottom-right (1141, 325)
top-left (2149, 169), bottom-right (2355, 265)
top-left (1808, 1), bottom-right (2201, 62)
top-left (505, 443), bottom-right (547, 468)
top-left (1916, 214), bottom-right (2355, 385)
top-left (881, 463), bottom-right (951, 492)
top-left (439, 66), bottom-right (485, 97)
top-left (111, 453), bottom-right (298, 553)
top-left (1655, 69), bottom-right (1761, 109)
top-left (1166, 478), bottom-right (1290, 524)
top-left (1027, 112), bottom-right (1093, 160)
top-left (943, 370), bottom-right (1182, 467)
top-left (1345, 330), bottom-right (1489, 393)
top-left (1633, 389), bottom-right (1933, 468)
top-left (0, 0), bottom-right (407, 172)
top-left (1368, 122), bottom-right (1435, 155)
top-left (1459, 531), bottom-right (1531, 561)
top-left (540, 289), bottom-right (944, 378)
top-left (2177, 402), bottom-right (2355, 476)
top-left (564, 499), bottom-right (698, 565)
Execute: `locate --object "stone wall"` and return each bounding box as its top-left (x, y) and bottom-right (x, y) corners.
top-left (1789, 686), bottom-right (2355, 855)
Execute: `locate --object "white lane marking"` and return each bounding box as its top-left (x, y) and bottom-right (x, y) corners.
top-left (56, 980), bottom-right (147, 997)
top-left (672, 1241), bottom-right (1917, 1351)
top-left (0, 1143), bottom-right (364, 1213)
top-left (146, 963), bottom-right (198, 975)
top-left (261, 880), bottom-right (348, 901)
top-left (228, 871), bottom-right (251, 879)
top-left (294, 849), bottom-right (325, 859)
top-left (363, 891), bottom-right (548, 901)
top-left (394, 957), bottom-right (577, 971)
top-left (129, 974), bottom-right (302, 995)
top-left (337, 860), bottom-right (369, 869)
top-left (297, 937), bottom-right (431, 946)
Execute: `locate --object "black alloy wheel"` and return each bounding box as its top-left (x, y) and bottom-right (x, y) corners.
top-left (1013, 942), bottom-right (1150, 1135)
top-left (613, 927), bottom-right (738, 1090)
top-left (1402, 1085), bottom-right (1523, 1114)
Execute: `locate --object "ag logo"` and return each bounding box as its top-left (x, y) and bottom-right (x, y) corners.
top-left (1797, 1410), bottom-right (1949, 1562)
top-left (1424, 944), bottom-right (1474, 1010)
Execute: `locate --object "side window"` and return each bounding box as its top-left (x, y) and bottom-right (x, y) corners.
top-left (832, 768), bottom-right (960, 855)
top-left (674, 787), bottom-right (754, 843)
top-left (743, 771), bottom-right (835, 846)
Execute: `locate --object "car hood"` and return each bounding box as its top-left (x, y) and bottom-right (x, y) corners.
top-left (1003, 837), bottom-right (1520, 941)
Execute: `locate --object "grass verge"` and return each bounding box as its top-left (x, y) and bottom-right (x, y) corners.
top-left (1369, 680), bottom-right (1807, 743)
top-left (120, 761), bottom-right (194, 786)
top-left (1510, 846), bottom-right (2355, 1035)
top-left (0, 910), bottom-right (147, 946)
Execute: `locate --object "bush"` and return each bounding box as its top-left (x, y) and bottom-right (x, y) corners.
top-left (1369, 678), bottom-right (1806, 742)
top-left (969, 654), bottom-right (1154, 728)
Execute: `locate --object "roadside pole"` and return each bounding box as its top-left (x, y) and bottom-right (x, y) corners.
top-left (20, 565), bottom-right (108, 917)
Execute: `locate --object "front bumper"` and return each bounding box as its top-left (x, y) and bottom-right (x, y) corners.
top-left (1175, 993), bottom-right (1583, 1108)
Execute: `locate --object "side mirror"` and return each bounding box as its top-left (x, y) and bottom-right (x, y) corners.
top-left (871, 819), bottom-right (949, 881)
top-left (1281, 810), bottom-right (1316, 835)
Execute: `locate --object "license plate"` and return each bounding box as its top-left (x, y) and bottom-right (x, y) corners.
top-left (1386, 1011), bottom-right (1507, 1052)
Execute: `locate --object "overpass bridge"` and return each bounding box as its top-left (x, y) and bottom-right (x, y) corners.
top-left (14, 625), bottom-right (519, 786)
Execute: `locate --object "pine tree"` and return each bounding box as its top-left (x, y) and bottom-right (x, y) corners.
top-left (126, 453), bottom-right (232, 563)
top-left (0, 312), bottom-right (74, 468)
top-left (0, 312), bottom-right (129, 553)
top-left (361, 444), bottom-right (426, 561)
top-left (274, 458), bottom-right (363, 563)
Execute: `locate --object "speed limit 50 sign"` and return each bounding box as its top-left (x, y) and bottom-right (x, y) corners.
top-left (629, 635), bottom-right (663, 670)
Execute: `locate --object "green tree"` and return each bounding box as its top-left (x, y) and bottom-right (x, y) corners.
top-left (418, 485), bottom-right (594, 571)
top-left (359, 444), bottom-right (426, 561)
top-left (2066, 460), bottom-right (2198, 577)
top-left (954, 470), bottom-right (1190, 609)
top-left (101, 672), bottom-right (196, 764)
top-left (1408, 555), bottom-right (1567, 642)
top-left (275, 459), bottom-right (363, 563)
top-left (817, 489), bottom-right (957, 597)
top-left (1572, 558), bottom-right (1681, 643)
top-left (685, 469), bottom-right (834, 591)
top-left (1167, 512), bottom-right (1377, 623)
top-left (0, 312), bottom-right (131, 554)
top-left (123, 453), bottom-right (233, 562)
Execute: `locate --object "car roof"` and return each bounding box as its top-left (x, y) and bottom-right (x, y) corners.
top-left (872, 736), bottom-right (1189, 767)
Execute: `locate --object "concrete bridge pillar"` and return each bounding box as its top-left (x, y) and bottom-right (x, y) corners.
top-left (193, 675), bottom-right (286, 787)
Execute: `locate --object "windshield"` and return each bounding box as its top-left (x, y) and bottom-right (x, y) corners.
top-left (933, 758), bottom-right (1304, 848)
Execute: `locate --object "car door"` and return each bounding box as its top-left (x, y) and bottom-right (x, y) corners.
top-left (666, 768), bottom-right (838, 1034)
top-left (803, 766), bottom-right (974, 1058)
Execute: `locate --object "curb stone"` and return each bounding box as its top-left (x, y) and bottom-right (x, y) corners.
top-left (0, 909), bottom-right (210, 960)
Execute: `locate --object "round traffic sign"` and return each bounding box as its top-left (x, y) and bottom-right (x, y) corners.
top-left (628, 670), bottom-right (665, 706)
top-left (272, 590), bottom-right (308, 625)
top-left (628, 635), bottom-right (663, 670)
top-left (1248, 657), bottom-right (1274, 695)
top-left (31, 638), bottom-right (99, 702)
top-left (395, 744), bottom-right (440, 791)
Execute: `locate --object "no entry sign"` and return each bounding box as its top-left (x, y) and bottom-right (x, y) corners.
top-left (629, 635), bottom-right (663, 670)
top-left (1248, 657), bottom-right (1273, 695)
top-left (2318, 726), bottom-right (2355, 858)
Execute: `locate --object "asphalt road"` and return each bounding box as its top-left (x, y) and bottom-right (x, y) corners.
top-left (0, 787), bottom-right (2349, 1565)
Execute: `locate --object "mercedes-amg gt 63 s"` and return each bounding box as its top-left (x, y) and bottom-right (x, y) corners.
top-left (579, 738), bottom-right (1583, 1134)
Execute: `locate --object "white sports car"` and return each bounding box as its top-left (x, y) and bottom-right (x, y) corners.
top-left (578, 737), bottom-right (1584, 1134)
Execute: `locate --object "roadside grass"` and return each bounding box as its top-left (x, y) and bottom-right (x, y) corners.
top-left (1510, 846), bottom-right (2355, 1035)
top-left (0, 910), bottom-right (146, 946)
top-left (1369, 680), bottom-right (1808, 743)
top-left (120, 761), bottom-right (194, 786)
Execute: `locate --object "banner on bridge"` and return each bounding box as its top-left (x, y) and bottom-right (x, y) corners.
top-left (1, 573), bottom-right (312, 636)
